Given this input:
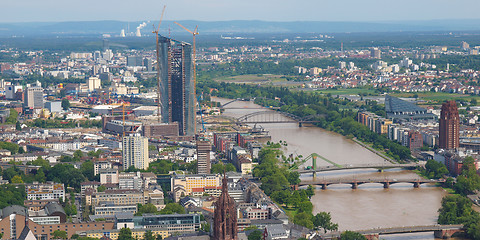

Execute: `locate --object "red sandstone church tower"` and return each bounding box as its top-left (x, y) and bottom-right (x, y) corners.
top-left (213, 175), bottom-right (238, 240)
top-left (439, 101), bottom-right (459, 150)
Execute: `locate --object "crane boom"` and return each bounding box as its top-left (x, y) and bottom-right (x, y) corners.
top-left (173, 21), bottom-right (194, 34)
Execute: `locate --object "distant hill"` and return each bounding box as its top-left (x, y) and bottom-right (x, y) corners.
top-left (2, 19), bottom-right (480, 37)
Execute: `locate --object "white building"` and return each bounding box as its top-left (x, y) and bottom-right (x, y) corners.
top-left (122, 134), bottom-right (149, 170)
top-left (26, 182), bottom-right (65, 201)
top-left (87, 77), bottom-right (101, 92)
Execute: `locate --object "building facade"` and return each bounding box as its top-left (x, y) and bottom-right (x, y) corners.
top-left (196, 140), bottom-right (211, 174)
top-left (24, 86), bottom-right (43, 109)
top-left (439, 101), bottom-right (459, 150)
top-left (158, 35), bottom-right (195, 136)
top-left (26, 182), bottom-right (65, 201)
top-left (122, 134), bottom-right (149, 170)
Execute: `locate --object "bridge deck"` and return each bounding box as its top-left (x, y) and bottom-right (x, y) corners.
top-left (319, 225), bottom-right (464, 239)
top-left (300, 178), bottom-right (444, 186)
top-left (297, 163), bottom-right (421, 173)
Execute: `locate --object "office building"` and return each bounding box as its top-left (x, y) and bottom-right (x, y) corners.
top-left (196, 140), bottom-right (211, 174)
top-left (5, 85), bottom-right (22, 100)
top-left (171, 174), bottom-right (221, 202)
top-left (158, 35), bottom-right (195, 136)
top-left (44, 101), bottom-right (61, 113)
top-left (439, 101), bottom-right (459, 150)
top-left (88, 189), bottom-right (145, 206)
top-left (127, 56), bottom-right (143, 67)
top-left (122, 134), bottom-right (149, 170)
top-left (24, 86), bottom-right (43, 109)
top-left (0, 208), bottom-right (114, 240)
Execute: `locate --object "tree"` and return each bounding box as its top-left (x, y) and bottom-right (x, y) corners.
top-left (61, 98), bottom-right (70, 110)
top-left (118, 228), bottom-right (134, 240)
top-left (248, 230), bottom-right (263, 240)
top-left (306, 185), bottom-right (315, 199)
top-left (11, 175), bottom-right (23, 183)
top-left (340, 231), bottom-right (367, 240)
top-left (293, 212), bottom-right (314, 229)
top-left (313, 212), bottom-right (338, 233)
top-left (201, 223), bottom-right (211, 232)
top-left (159, 203), bottom-right (185, 214)
top-left (156, 234), bottom-right (163, 240)
top-left (15, 121), bottom-right (21, 131)
top-left (52, 230), bottom-right (68, 239)
top-left (136, 203), bottom-right (159, 216)
top-left (143, 230), bottom-right (155, 240)
top-left (31, 156), bottom-right (50, 169)
top-left (97, 185), bottom-right (106, 192)
top-left (81, 160), bottom-right (95, 181)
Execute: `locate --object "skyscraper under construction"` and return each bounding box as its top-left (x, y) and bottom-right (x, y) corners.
top-left (158, 35), bottom-right (195, 136)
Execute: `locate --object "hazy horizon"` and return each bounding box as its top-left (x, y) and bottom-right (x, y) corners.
top-left (2, 0), bottom-right (480, 23)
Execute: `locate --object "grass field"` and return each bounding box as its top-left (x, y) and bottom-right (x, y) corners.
top-left (316, 88), bottom-right (378, 96)
top-left (214, 74), bottom-right (287, 83)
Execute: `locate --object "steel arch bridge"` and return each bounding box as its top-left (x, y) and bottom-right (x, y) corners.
top-left (236, 111), bottom-right (325, 125)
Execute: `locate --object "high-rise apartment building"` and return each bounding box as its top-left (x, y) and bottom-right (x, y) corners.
top-left (24, 86), bottom-right (44, 108)
top-left (158, 35), bottom-right (195, 136)
top-left (371, 48), bottom-right (381, 59)
top-left (122, 134), bottom-right (149, 170)
top-left (439, 101), bottom-right (459, 150)
top-left (196, 140), bottom-right (211, 174)
top-left (87, 77), bottom-right (101, 92)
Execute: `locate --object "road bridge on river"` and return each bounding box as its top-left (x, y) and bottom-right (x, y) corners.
top-left (317, 224), bottom-right (464, 239)
top-left (299, 177), bottom-right (445, 189)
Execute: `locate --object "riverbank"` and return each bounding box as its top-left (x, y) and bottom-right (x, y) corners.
top-left (351, 137), bottom-right (396, 163)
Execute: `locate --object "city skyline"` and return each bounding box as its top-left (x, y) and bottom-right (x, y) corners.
top-left (2, 0), bottom-right (480, 23)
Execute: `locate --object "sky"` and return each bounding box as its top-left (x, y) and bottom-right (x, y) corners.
top-left (2, 0), bottom-right (480, 23)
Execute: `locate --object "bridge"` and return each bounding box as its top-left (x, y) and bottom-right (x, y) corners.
top-left (220, 98), bottom-right (252, 108)
top-left (299, 177), bottom-right (445, 189)
top-left (296, 163), bottom-right (421, 174)
top-left (236, 111), bottom-right (325, 126)
top-left (317, 224), bottom-right (464, 239)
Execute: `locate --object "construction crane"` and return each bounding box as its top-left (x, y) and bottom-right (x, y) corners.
top-left (153, 5), bottom-right (166, 123)
top-left (174, 21), bottom-right (199, 133)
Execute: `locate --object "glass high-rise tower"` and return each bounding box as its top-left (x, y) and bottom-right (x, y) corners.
top-left (158, 35), bottom-right (195, 136)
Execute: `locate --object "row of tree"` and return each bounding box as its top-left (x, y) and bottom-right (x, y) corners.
top-left (437, 156), bottom-right (480, 239)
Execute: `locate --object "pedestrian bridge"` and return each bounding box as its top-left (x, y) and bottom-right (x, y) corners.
top-left (296, 163), bottom-right (422, 174)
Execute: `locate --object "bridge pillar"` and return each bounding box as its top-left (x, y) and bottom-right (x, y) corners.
top-left (383, 182), bottom-right (390, 189)
top-left (434, 229), bottom-right (462, 239)
top-left (378, 168), bottom-right (384, 173)
top-left (321, 184), bottom-right (327, 190)
top-left (312, 171), bottom-right (316, 181)
top-left (413, 182), bottom-right (420, 188)
top-left (352, 182), bottom-right (358, 189)
top-left (364, 233), bottom-right (379, 240)
top-left (299, 122), bottom-right (302, 127)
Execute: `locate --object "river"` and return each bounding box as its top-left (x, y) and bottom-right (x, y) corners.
top-left (213, 97), bottom-right (451, 239)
